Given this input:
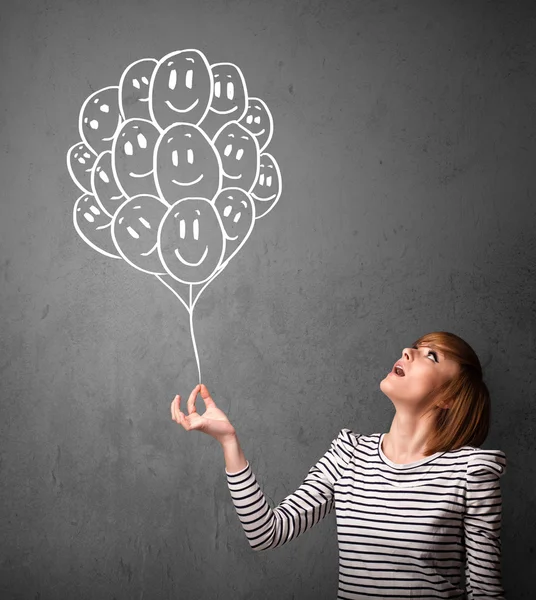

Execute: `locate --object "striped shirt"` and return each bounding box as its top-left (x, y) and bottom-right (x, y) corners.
top-left (226, 429), bottom-right (506, 599)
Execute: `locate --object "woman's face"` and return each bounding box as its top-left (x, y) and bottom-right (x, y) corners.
top-left (380, 343), bottom-right (460, 410)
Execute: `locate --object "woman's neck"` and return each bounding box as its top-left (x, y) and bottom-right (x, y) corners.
top-left (382, 412), bottom-right (436, 463)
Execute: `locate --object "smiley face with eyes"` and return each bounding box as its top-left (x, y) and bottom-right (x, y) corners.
top-left (91, 150), bottom-right (126, 218)
top-left (213, 188), bottom-right (255, 267)
top-left (111, 194), bottom-right (170, 274)
top-left (150, 49), bottom-right (212, 131)
top-left (239, 97), bottom-right (273, 153)
top-left (73, 193), bottom-right (120, 259)
top-left (79, 86), bottom-right (122, 156)
top-left (200, 63), bottom-right (248, 138)
top-left (250, 153), bottom-right (282, 220)
top-left (119, 58), bottom-right (158, 121)
top-left (154, 123), bottom-right (222, 205)
top-left (112, 118), bottom-right (160, 198)
top-left (213, 121), bottom-right (259, 193)
top-left (67, 141), bottom-right (98, 193)
top-left (158, 198), bottom-right (225, 284)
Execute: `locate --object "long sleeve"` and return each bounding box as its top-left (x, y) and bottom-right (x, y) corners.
top-left (225, 428), bottom-right (359, 551)
top-left (464, 448), bottom-right (507, 599)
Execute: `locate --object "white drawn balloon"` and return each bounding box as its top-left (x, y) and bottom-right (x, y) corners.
top-left (239, 97), bottom-right (273, 152)
top-left (91, 150), bottom-right (126, 218)
top-left (112, 118), bottom-right (160, 199)
top-left (213, 188), bottom-right (255, 267)
top-left (111, 194), bottom-right (169, 274)
top-left (119, 58), bottom-right (158, 121)
top-left (250, 153), bottom-right (282, 220)
top-left (154, 123), bottom-right (222, 205)
top-left (67, 141), bottom-right (98, 194)
top-left (149, 49), bottom-right (213, 131)
top-left (73, 193), bottom-right (121, 258)
top-left (79, 86), bottom-right (122, 156)
top-left (213, 121), bottom-right (259, 193)
top-left (200, 63), bottom-right (248, 138)
top-left (158, 197), bottom-right (225, 284)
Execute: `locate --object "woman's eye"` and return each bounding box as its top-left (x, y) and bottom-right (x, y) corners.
top-left (411, 344), bottom-right (438, 362)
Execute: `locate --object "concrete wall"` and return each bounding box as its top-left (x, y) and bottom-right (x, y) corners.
top-left (1, 0), bottom-right (534, 598)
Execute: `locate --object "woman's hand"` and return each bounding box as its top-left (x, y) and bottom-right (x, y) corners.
top-left (171, 384), bottom-right (237, 444)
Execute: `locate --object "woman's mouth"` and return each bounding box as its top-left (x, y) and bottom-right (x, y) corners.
top-left (389, 365), bottom-right (405, 377)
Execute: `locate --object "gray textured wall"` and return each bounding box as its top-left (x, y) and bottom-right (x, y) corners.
top-left (1, 0), bottom-right (535, 598)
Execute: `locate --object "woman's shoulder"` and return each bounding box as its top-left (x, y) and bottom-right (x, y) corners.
top-left (334, 428), bottom-right (380, 450)
top-left (443, 444), bottom-right (507, 478)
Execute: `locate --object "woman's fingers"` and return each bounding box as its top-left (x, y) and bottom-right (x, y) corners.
top-left (187, 384), bottom-right (201, 415)
top-left (175, 395), bottom-right (192, 429)
top-left (174, 396), bottom-right (192, 430)
top-left (171, 395), bottom-right (180, 422)
top-left (171, 388), bottom-right (213, 432)
top-left (171, 395), bottom-right (191, 430)
top-left (199, 384), bottom-right (216, 409)
top-left (177, 411), bottom-right (188, 429)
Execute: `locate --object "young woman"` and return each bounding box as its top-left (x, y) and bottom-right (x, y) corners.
top-left (171, 331), bottom-right (506, 599)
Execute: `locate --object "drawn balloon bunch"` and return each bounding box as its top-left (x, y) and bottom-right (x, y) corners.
top-left (66, 49), bottom-right (282, 380)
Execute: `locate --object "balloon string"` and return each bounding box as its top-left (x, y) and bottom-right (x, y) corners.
top-left (155, 274), bottom-right (201, 383)
top-left (192, 264), bottom-right (226, 311)
top-left (189, 284), bottom-right (202, 384)
top-left (155, 274), bottom-right (190, 314)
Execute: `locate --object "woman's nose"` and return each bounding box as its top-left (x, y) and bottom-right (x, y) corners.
top-left (401, 347), bottom-right (413, 361)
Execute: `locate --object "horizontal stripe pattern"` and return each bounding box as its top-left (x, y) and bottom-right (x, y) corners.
top-left (226, 430), bottom-right (506, 599)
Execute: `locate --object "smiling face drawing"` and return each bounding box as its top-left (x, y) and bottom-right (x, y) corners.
top-left (154, 123), bottom-right (222, 204)
top-left (67, 141), bottom-right (97, 193)
top-left (239, 97), bottom-right (273, 152)
top-left (79, 86), bottom-right (122, 156)
top-left (213, 122), bottom-right (259, 193)
top-left (119, 58), bottom-right (158, 121)
top-left (111, 194), bottom-right (169, 274)
top-left (213, 188), bottom-right (255, 266)
top-left (149, 49), bottom-right (212, 130)
top-left (250, 153), bottom-right (282, 219)
top-left (112, 118), bottom-right (160, 198)
top-left (91, 151), bottom-right (125, 218)
top-left (73, 193), bottom-right (120, 259)
top-left (199, 63), bottom-right (248, 138)
top-left (158, 198), bottom-right (225, 284)
top-left (210, 63), bottom-right (247, 117)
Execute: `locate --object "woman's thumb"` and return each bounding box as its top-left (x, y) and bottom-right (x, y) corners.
top-left (199, 383), bottom-right (217, 409)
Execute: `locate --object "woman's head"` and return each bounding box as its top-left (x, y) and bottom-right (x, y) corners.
top-left (380, 331), bottom-right (490, 454)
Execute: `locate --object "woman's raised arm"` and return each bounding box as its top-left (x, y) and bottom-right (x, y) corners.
top-left (223, 429), bottom-right (356, 551)
top-left (171, 384), bottom-right (356, 551)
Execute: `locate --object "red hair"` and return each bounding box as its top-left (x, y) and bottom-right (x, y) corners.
top-left (412, 331), bottom-right (491, 455)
